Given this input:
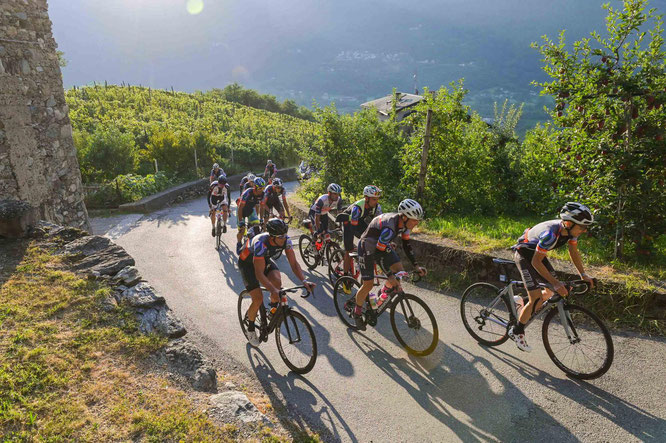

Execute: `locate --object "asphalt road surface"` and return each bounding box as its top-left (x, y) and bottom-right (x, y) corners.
top-left (92, 183), bottom-right (666, 442)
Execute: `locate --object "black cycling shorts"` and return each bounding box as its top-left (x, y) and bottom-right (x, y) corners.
top-left (358, 240), bottom-right (399, 281)
top-left (239, 257), bottom-right (279, 291)
top-left (308, 209), bottom-right (329, 233)
top-left (343, 222), bottom-right (366, 252)
top-left (513, 248), bottom-right (556, 291)
top-left (265, 196), bottom-right (284, 213)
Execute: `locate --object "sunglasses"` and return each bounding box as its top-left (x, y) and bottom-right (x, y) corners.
top-left (273, 234), bottom-right (288, 239)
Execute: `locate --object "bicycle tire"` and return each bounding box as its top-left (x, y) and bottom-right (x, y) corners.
top-left (325, 241), bottom-right (341, 266)
top-left (216, 219), bottom-right (222, 250)
top-left (460, 282), bottom-right (511, 346)
top-left (333, 276), bottom-right (361, 328)
top-left (327, 248), bottom-right (346, 285)
top-left (275, 310), bottom-right (318, 374)
top-left (298, 234), bottom-right (319, 270)
top-left (237, 290), bottom-right (261, 348)
top-left (542, 303), bottom-right (614, 380)
top-left (390, 293), bottom-right (439, 356)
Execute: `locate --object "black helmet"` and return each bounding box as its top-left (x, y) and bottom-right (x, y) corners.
top-left (266, 218), bottom-right (289, 236)
top-left (217, 175), bottom-right (227, 185)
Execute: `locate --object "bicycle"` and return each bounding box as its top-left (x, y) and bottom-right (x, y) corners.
top-left (213, 201), bottom-right (228, 250)
top-left (333, 271), bottom-right (438, 356)
top-left (298, 220), bottom-right (343, 270)
top-left (328, 247), bottom-right (387, 286)
top-left (460, 258), bottom-right (614, 380)
top-left (237, 285), bottom-right (317, 374)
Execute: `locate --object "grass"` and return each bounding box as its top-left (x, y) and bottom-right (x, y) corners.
top-left (0, 243), bottom-right (285, 441)
top-left (420, 214), bottom-right (666, 283)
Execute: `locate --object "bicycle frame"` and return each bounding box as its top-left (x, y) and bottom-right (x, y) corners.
top-left (254, 287), bottom-right (311, 343)
top-left (483, 281), bottom-right (579, 342)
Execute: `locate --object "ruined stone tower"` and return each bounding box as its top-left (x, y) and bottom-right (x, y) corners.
top-left (0, 0), bottom-right (90, 231)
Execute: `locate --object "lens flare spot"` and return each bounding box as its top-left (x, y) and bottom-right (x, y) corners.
top-left (186, 0), bottom-right (204, 15)
top-left (232, 65), bottom-right (250, 81)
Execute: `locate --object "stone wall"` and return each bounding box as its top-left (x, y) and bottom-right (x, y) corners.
top-left (0, 0), bottom-right (89, 231)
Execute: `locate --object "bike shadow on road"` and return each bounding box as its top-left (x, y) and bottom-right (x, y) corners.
top-left (478, 344), bottom-right (666, 440)
top-left (345, 330), bottom-right (571, 441)
top-left (245, 345), bottom-right (358, 443)
top-left (215, 240), bottom-right (247, 294)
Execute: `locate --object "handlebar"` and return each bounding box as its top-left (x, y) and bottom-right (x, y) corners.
top-left (261, 285), bottom-right (315, 299)
top-left (546, 278), bottom-right (596, 303)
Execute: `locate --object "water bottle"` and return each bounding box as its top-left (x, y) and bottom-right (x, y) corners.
top-left (513, 296), bottom-right (524, 315)
top-left (369, 292), bottom-right (379, 309)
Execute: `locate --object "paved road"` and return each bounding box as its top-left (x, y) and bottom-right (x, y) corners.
top-left (93, 185), bottom-right (666, 442)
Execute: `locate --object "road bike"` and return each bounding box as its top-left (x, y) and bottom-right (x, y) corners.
top-left (212, 201), bottom-right (229, 249)
top-left (460, 258), bottom-right (614, 380)
top-left (333, 271), bottom-right (438, 356)
top-left (298, 220), bottom-right (343, 270)
top-left (238, 285), bottom-right (317, 374)
top-left (328, 246), bottom-right (387, 286)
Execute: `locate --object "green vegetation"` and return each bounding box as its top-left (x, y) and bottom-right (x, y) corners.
top-left (0, 244), bottom-right (285, 440)
top-left (67, 84), bottom-right (318, 183)
top-left (209, 83), bottom-right (315, 121)
top-left (85, 172), bottom-right (176, 208)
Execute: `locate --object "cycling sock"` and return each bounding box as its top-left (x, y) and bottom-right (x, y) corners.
top-left (354, 305), bottom-right (363, 316)
top-left (513, 322), bottom-right (525, 335)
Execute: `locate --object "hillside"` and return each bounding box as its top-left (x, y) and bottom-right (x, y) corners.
top-left (65, 85), bottom-right (318, 181)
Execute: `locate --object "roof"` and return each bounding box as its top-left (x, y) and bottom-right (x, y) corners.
top-left (360, 92), bottom-right (424, 115)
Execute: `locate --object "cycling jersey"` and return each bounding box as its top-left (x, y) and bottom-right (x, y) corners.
top-left (310, 194), bottom-right (343, 215)
top-left (210, 168), bottom-right (225, 181)
top-left (340, 199), bottom-right (383, 251)
top-left (512, 219), bottom-right (578, 254)
top-left (208, 182), bottom-right (230, 207)
top-left (238, 232), bottom-right (293, 262)
top-left (359, 212), bottom-right (417, 265)
top-left (264, 164), bottom-right (277, 177)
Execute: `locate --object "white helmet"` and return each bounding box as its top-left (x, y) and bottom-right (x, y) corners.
top-left (272, 178), bottom-right (283, 187)
top-left (327, 183), bottom-right (342, 194)
top-left (560, 202), bottom-right (594, 225)
top-left (267, 159), bottom-right (273, 165)
top-left (398, 199), bottom-right (424, 220)
top-left (213, 163), bottom-right (219, 169)
top-left (248, 173), bottom-right (256, 181)
top-left (363, 185), bottom-right (382, 198)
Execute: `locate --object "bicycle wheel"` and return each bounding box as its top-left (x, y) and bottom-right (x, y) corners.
top-left (298, 234), bottom-right (319, 270)
top-left (327, 248), bottom-right (345, 285)
top-left (216, 219), bottom-right (222, 249)
top-left (390, 293), bottom-right (439, 356)
top-left (333, 276), bottom-right (361, 328)
top-left (460, 282), bottom-right (511, 346)
top-left (275, 310), bottom-right (317, 374)
top-left (237, 290), bottom-right (261, 346)
top-left (325, 241), bottom-right (341, 265)
top-left (542, 304), bottom-right (614, 380)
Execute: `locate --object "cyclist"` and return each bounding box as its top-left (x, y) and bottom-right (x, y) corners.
top-left (352, 199), bottom-right (427, 330)
top-left (210, 163), bottom-right (226, 183)
top-left (337, 185), bottom-right (383, 289)
top-left (263, 160), bottom-right (278, 184)
top-left (238, 218), bottom-right (316, 345)
top-left (262, 178), bottom-right (291, 222)
top-left (239, 173), bottom-right (256, 198)
top-left (308, 183), bottom-right (343, 241)
top-left (509, 202), bottom-right (595, 352)
top-left (237, 177), bottom-right (267, 240)
top-left (208, 176), bottom-right (230, 236)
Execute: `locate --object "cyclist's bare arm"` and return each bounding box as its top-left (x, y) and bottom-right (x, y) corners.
top-left (568, 243), bottom-right (594, 287)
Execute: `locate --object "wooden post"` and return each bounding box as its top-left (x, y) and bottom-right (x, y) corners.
top-left (154, 159), bottom-right (158, 173)
top-left (194, 149), bottom-right (199, 175)
top-left (417, 109), bottom-right (433, 200)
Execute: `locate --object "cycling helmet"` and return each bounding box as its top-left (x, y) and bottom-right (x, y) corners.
top-left (559, 202), bottom-right (594, 225)
top-left (217, 176), bottom-right (227, 185)
top-left (253, 177), bottom-right (266, 188)
top-left (248, 173), bottom-right (256, 181)
top-left (398, 199), bottom-right (424, 220)
top-left (363, 185), bottom-right (382, 198)
top-left (267, 159), bottom-right (273, 165)
top-left (272, 178), bottom-right (283, 187)
top-left (327, 183), bottom-right (342, 194)
top-left (266, 218), bottom-right (289, 236)
top-left (213, 163), bottom-right (219, 169)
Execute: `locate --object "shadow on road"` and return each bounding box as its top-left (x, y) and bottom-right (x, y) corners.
top-left (345, 330), bottom-right (572, 441)
top-left (480, 345), bottom-right (666, 440)
top-left (246, 345), bottom-right (357, 443)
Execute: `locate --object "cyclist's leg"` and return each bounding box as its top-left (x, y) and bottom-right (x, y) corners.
top-left (307, 209), bottom-right (316, 235)
top-left (379, 251), bottom-right (402, 297)
top-left (265, 262), bottom-right (282, 305)
top-left (239, 259), bottom-right (264, 322)
top-left (221, 202), bottom-right (229, 223)
top-left (355, 242), bottom-right (376, 307)
top-left (248, 209), bottom-right (261, 238)
top-left (342, 223), bottom-right (355, 274)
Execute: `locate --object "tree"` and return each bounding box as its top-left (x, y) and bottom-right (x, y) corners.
top-left (532, 0), bottom-right (666, 258)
